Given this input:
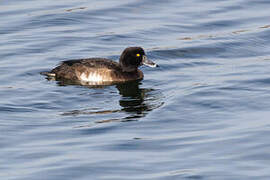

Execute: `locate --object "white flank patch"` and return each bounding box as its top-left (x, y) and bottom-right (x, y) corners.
top-left (80, 72), bottom-right (103, 82)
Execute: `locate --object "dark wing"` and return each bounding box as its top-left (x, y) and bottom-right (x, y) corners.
top-left (62, 58), bottom-right (121, 70)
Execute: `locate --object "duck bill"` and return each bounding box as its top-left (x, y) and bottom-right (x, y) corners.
top-left (142, 55), bottom-right (158, 68)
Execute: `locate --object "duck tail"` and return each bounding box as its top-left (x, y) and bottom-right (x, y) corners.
top-left (40, 71), bottom-right (56, 77)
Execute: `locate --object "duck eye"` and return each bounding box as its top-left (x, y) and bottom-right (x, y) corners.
top-left (136, 54), bottom-right (140, 57)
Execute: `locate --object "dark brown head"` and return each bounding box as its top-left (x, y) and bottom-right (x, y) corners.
top-left (119, 47), bottom-right (158, 72)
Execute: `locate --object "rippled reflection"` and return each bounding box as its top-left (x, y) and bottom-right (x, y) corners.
top-left (116, 81), bottom-right (162, 119)
top-left (56, 79), bottom-right (163, 123)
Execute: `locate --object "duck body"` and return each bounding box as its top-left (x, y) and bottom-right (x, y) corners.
top-left (42, 47), bottom-right (157, 85)
top-left (51, 58), bottom-right (143, 83)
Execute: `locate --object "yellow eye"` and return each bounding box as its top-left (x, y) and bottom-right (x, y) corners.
top-left (136, 54), bottom-right (140, 57)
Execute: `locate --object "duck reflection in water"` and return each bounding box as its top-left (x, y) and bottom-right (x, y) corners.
top-left (57, 80), bottom-right (163, 123)
top-left (116, 80), bottom-right (154, 119)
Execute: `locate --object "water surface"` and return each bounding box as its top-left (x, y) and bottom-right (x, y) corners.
top-left (1, 0), bottom-right (270, 179)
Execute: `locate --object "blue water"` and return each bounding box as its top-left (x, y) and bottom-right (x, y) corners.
top-left (1, 0), bottom-right (270, 179)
